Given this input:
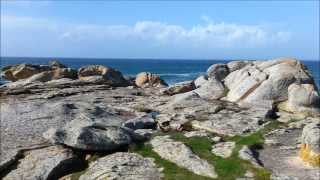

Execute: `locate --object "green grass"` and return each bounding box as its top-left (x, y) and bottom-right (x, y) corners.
top-left (229, 120), bottom-right (284, 148)
top-left (129, 143), bottom-right (213, 180)
top-left (169, 132), bottom-right (271, 180)
top-left (70, 120), bottom-right (283, 180)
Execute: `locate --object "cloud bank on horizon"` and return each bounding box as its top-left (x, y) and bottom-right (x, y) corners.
top-left (1, 1), bottom-right (319, 60)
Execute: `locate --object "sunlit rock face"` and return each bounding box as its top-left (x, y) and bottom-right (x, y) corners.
top-left (299, 122), bottom-right (320, 167)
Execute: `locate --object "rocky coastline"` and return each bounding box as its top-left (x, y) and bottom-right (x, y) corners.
top-left (0, 58), bottom-right (319, 180)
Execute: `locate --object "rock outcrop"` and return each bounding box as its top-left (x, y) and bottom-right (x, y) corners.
top-left (1, 58), bottom-right (319, 180)
top-left (43, 103), bottom-right (133, 151)
top-left (79, 152), bottom-right (162, 180)
top-left (299, 122), bottom-right (320, 167)
top-left (162, 81), bottom-right (195, 95)
top-left (194, 75), bottom-right (208, 88)
top-left (2, 146), bottom-right (83, 180)
top-left (226, 58), bottom-right (315, 108)
top-left (1, 61), bottom-right (77, 83)
top-left (193, 79), bottom-right (226, 100)
top-left (150, 136), bottom-right (217, 178)
top-left (281, 83), bottom-right (320, 115)
top-left (207, 63), bottom-right (229, 81)
top-left (227, 61), bottom-right (249, 72)
top-left (135, 72), bottom-right (168, 88)
top-left (2, 64), bottom-right (51, 81)
top-left (78, 65), bottom-right (128, 86)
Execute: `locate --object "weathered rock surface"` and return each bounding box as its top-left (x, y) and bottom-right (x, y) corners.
top-left (2, 64), bottom-right (51, 81)
top-left (78, 65), bottom-right (128, 86)
top-left (1, 61), bottom-right (76, 83)
top-left (207, 63), bottom-right (229, 81)
top-left (194, 75), bottom-right (208, 88)
top-left (135, 72), bottom-right (168, 88)
top-left (122, 114), bottom-right (157, 130)
top-left (2, 145), bottom-right (84, 180)
top-left (184, 130), bottom-right (210, 138)
top-left (191, 106), bottom-right (274, 136)
top-left (193, 78), bottom-right (226, 100)
top-left (227, 61), bottom-right (248, 72)
top-left (150, 136), bottom-right (217, 178)
top-left (238, 146), bottom-right (263, 168)
top-left (211, 141), bottom-right (236, 158)
top-left (43, 103), bottom-right (133, 151)
top-left (260, 127), bottom-right (320, 180)
top-left (299, 122), bottom-right (320, 166)
top-left (1, 58), bottom-right (319, 179)
top-left (162, 81), bottom-right (195, 95)
top-left (224, 58), bottom-right (317, 110)
top-left (79, 152), bottom-right (162, 180)
top-left (283, 84), bottom-right (320, 115)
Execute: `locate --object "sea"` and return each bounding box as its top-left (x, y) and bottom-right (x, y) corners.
top-left (1, 57), bottom-right (319, 87)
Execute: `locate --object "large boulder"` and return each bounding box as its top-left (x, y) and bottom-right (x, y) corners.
top-left (224, 58), bottom-right (316, 109)
top-left (78, 65), bottom-right (128, 86)
top-left (150, 136), bottom-right (217, 178)
top-left (43, 103), bottom-right (133, 151)
top-left (22, 68), bottom-right (77, 83)
top-left (2, 64), bottom-right (51, 81)
top-left (194, 79), bottom-right (226, 100)
top-left (207, 63), bottom-right (229, 81)
top-left (282, 84), bottom-right (320, 115)
top-left (135, 72), bottom-right (168, 88)
top-left (2, 146), bottom-right (84, 180)
top-left (162, 81), bottom-right (195, 95)
top-left (1, 61), bottom-right (76, 83)
top-left (79, 152), bottom-right (162, 180)
top-left (194, 75), bottom-right (208, 88)
top-left (299, 122), bottom-right (320, 167)
top-left (227, 60), bottom-right (249, 72)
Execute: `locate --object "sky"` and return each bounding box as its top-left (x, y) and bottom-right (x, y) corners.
top-left (1, 1), bottom-right (319, 60)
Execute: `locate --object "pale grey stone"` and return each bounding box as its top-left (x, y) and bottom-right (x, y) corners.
top-left (150, 136), bottom-right (217, 178)
top-left (79, 152), bottom-right (162, 180)
top-left (3, 146), bottom-right (83, 180)
top-left (211, 141), bottom-right (236, 158)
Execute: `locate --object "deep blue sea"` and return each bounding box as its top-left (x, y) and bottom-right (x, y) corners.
top-left (1, 57), bottom-right (319, 87)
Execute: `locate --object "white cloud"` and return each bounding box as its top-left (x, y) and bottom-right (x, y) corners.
top-left (1, 15), bottom-right (291, 49)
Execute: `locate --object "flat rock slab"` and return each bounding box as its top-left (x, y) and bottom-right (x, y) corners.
top-left (191, 107), bottom-right (272, 136)
top-left (159, 94), bottom-right (273, 136)
top-left (79, 152), bottom-right (162, 180)
top-left (259, 128), bottom-right (320, 180)
top-left (150, 135), bottom-right (217, 178)
top-left (2, 145), bottom-right (83, 180)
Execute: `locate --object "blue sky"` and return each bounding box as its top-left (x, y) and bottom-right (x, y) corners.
top-left (1, 1), bottom-right (319, 60)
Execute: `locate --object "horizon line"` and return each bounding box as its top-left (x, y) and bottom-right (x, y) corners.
top-left (1, 56), bottom-right (319, 62)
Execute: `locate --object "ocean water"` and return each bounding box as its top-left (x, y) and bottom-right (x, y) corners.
top-left (1, 57), bottom-right (319, 87)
